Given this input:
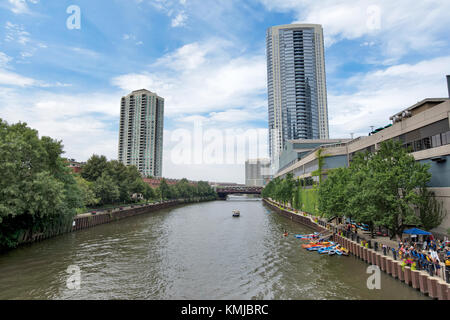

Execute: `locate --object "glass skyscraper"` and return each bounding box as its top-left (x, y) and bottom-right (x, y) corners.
top-left (266, 24), bottom-right (329, 172)
top-left (118, 89), bottom-right (164, 177)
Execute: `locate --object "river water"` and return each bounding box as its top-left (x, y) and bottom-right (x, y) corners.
top-left (0, 198), bottom-right (428, 300)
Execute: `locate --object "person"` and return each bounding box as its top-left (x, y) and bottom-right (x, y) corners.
top-left (423, 240), bottom-right (428, 251)
top-left (445, 254), bottom-right (450, 284)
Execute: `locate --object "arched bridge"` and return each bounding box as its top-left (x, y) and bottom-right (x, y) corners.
top-left (214, 186), bottom-right (263, 200)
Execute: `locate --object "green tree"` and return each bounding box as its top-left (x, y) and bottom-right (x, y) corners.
top-left (0, 119), bottom-right (82, 251)
top-left (318, 167), bottom-right (350, 219)
top-left (311, 148), bottom-right (328, 186)
top-left (158, 179), bottom-right (171, 200)
top-left (81, 154), bottom-right (109, 182)
top-left (348, 140), bottom-right (431, 239)
top-left (74, 175), bottom-right (99, 207)
top-left (143, 184), bottom-right (155, 201)
top-left (93, 173), bottom-right (120, 205)
top-left (417, 188), bottom-right (448, 231)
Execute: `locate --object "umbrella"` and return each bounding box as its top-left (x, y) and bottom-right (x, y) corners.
top-left (403, 228), bottom-right (432, 235)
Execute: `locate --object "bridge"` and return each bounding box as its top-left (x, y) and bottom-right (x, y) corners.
top-left (213, 186), bottom-right (263, 200)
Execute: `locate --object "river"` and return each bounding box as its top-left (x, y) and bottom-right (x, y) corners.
top-left (0, 198), bottom-right (428, 300)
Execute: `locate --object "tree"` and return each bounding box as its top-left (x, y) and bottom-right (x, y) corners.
top-left (417, 188), bottom-right (447, 231)
top-left (143, 184), bottom-right (155, 201)
top-left (74, 175), bottom-right (99, 207)
top-left (81, 154), bottom-right (109, 182)
top-left (93, 173), bottom-right (120, 205)
top-left (311, 148), bottom-right (329, 186)
top-left (158, 179), bottom-right (171, 200)
top-left (0, 119), bottom-right (82, 250)
top-left (318, 167), bottom-right (350, 219)
top-left (347, 140), bottom-right (431, 239)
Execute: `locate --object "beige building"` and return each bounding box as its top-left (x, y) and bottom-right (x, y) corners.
top-left (118, 89), bottom-right (164, 177)
top-left (245, 158), bottom-right (272, 186)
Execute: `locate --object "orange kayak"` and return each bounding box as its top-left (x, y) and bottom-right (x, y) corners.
top-left (302, 241), bottom-right (330, 249)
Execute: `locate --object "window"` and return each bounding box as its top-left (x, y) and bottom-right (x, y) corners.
top-left (442, 132), bottom-right (447, 146)
top-left (423, 137), bottom-right (432, 149)
top-left (414, 139), bottom-right (423, 152)
top-left (432, 134), bottom-right (442, 148)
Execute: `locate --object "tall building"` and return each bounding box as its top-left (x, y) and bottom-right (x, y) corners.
top-left (266, 24), bottom-right (329, 172)
top-left (118, 89), bottom-right (164, 177)
top-left (245, 158), bottom-right (272, 186)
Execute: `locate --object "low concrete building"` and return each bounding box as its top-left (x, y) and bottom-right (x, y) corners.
top-left (275, 96), bottom-right (450, 235)
top-left (245, 158), bottom-right (272, 186)
top-left (278, 139), bottom-right (351, 173)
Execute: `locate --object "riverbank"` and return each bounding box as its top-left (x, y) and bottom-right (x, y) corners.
top-left (15, 197), bottom-right (216, 248)
top-left (263, 198), bottom-right (450, 300)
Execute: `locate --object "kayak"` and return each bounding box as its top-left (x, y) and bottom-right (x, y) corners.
top-left (335, 247), bottom-right (349, 256)
top-left (295, 234), bottom-right (319, 239)
top-left (302, 241), bottom-right (331, 249)
top-left (318, 246), bottom-right (336, 254)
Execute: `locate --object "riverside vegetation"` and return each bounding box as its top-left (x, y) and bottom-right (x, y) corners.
top-left (262, 140), bottom-right (447, 240)
top-left (0, 119), bottom-right (216, 252)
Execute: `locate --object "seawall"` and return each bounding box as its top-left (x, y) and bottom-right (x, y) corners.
top-left (263, 198), bottom-right (450, 300)
top-left (18, 198), bottom-right (213, 246)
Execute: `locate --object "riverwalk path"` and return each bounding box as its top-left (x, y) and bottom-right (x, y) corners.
top-left (263, 198), bottom-right (450, 300)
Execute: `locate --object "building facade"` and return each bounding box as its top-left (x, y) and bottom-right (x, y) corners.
top-left (266, 24), bottom-right (329, 172)
top-left (118, 89), bottom-right (164, 177)
top-left (245, 158), bottom-right (272, 186)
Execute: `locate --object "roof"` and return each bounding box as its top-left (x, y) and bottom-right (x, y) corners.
top-left (390, 98), bottom-right (449, 119)
top-left (403, 228), bottom-right (432, 235)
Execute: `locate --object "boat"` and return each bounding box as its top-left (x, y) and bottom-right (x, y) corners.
top-left (232, 209), bottom-right (240, 217)
top-left (308, 242), bottom-right (335, 252)
top-left (328, 249), bottom-right (336, 256)
top-left (295, 232), bottom-right (319, 239)
top-left (302, 241), bottom-right (331, 249)
top-left (318, 245), bottom-right (336, 254)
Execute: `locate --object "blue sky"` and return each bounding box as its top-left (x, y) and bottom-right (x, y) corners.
top-left (1, 0), bottom-right (450, 183)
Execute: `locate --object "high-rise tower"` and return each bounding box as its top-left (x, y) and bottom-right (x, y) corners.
top-left (118, 89), bottom-right (164, 177)
top-left (266, 24), bottom-right (329, 172)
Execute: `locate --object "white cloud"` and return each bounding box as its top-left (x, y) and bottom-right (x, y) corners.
top-left (259, 0), bottom-right (450, 59)
top-left (0, 52), bottom-right (13, 68)
top-left (111, 39), bottom-right (267, 117)
top-left (0, 69), bottom-right (37, 86)
top-left (328, 56), bottom-right (450, 138)
top-left (8, 0), bottom-right (31, 14)
top-left (171, 11), bottom-right (187, 27)
top-left (0, 89), bottom-right (119, 161)
top-left (5, 21), bottom-right (31, 45)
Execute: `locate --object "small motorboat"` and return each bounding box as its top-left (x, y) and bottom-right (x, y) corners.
top-left (232, 209), bottom-right (240, 217)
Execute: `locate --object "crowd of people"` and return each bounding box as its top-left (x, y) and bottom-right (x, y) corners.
top-left (390, 237), bottom-right (450, 277)
top-left (336, 221), bottom-right (450, 282)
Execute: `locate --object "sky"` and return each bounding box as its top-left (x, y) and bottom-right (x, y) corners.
top-left (0, 0), bottom-right (450, 183)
